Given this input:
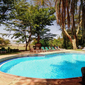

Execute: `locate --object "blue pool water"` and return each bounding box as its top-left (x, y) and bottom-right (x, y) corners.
top-left (0, 53), bottom-right (85, 79)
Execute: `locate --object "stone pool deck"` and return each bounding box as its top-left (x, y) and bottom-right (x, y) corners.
top-left (0, 50), bottom-right (84, 85)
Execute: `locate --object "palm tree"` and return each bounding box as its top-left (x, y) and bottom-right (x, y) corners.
top-left (55, 0), bottom-right (85, 49)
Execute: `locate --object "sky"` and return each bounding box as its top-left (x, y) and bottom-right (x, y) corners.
top-left (47, 20), bottom-right (62, 38)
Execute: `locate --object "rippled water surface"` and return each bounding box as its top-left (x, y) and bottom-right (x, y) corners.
top-left (0, 53), bottom-right (85, 79)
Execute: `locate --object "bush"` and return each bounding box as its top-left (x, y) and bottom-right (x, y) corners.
top-left (7, 47), bottom-right (19, 53)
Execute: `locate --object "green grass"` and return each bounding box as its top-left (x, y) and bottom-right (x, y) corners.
top-left (0, 44), bottom-right (30, 55)
top-left (5, 46), bottom-right (25, 50)
top-left (0, 51), bottom-right (20, 55)
top-left (69, 49), bottom-right (82, 51)
top-left (74, 49), bottom-right (82, 51)
top-left (2, 45), bottom-right (29, 50)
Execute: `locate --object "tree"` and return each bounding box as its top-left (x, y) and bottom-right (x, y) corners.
top-left (55, 0), bottom-right (85, 49)
top-left (32, 28), bottom-right (56, 46)
top-left (5, 1), bottom-right (55, 50)
top-left (5, 0), bottom-right (32, 51)
top-left (82, 2), bottom-right (85, 46)
top-left (30, 5), bottom-right (56, 43)
top-left (49, 37), bottom-right (63, 47)
top-left (0, 0), bottom-right (18, 24)
top-left (0, 37), bottom-right (10, 47)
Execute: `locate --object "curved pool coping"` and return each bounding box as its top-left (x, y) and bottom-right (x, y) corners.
top-left (0, 50), bottom-right (83, 85)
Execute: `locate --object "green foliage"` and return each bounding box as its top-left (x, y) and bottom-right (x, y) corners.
top-left (31, 6), bottom-right (56, 29)
top-left (0, 0), bottom-right (16, 24)
top-left (1, 47), bottom-right (6, 51)
top-left (62, 39), bottom-right (73, 49)
top-left (29, 5), bottom-right (56, 43)
top-left (6, 47), bottom-right (19, 53)
top-left (31, 39), bottom-right (37, 46)
top-left (39, 39), bottom-right (49, 47)
top-left (62, 27), bottom-right (83, 49)
top-left (4, 39), bottom-right (10, 46)
top-left (4, 0), bottom-right (56, 50)
top-left (48, 37), bottom-right (63, 47)
top-left (5, 0), bottom-right (32, 50)
top-left (0, 37), bottom-right (10, 47)
top-left (31, 37), bottom-right (63, 47)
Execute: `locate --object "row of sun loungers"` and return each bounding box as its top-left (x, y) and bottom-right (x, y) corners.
top-left (41, 47), bottom-right (59, 51)
top-left (30, 46), bottom-right (60, 53)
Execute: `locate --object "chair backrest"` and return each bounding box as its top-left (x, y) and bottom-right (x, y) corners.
top-left (49, 47), bottom-right (51, 49)
top-left (52, 47), bottom-right (55, 50)
top-left (41, 47), bottom-right (45, 50)
top-left (45, 47), bottom-right (49, 50)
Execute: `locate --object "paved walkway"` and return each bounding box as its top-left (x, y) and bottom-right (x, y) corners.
top-left (0, 50), bottom-right (84, 85)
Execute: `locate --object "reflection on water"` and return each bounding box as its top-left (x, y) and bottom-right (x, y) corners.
top-left (0, 53), bottom-right (85, 79)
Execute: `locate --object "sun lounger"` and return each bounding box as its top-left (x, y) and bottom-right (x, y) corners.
top-left (41, 47), bottom-right (46, 52)
top-left (52, 47), bottom-right (56, 50)
top-left (45, 47), bottom-right (49, 51)
top-left (49, 47), bottom-right (52, 50)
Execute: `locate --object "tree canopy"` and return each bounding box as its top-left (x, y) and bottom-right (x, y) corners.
top-left (0, 0), bottom-right (16, 24)
top-left (4, 0), bottom-right (56, 50)
top-left (29, 5), bottom-right (56, 43)
top-left (55, 0), bottom-right (85, 49)
top-left (0, 37), bottom-right (10, 47)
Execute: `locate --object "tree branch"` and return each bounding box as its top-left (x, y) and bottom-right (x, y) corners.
top-left (61, 26), bottom-right (72, 42)
top-left (76, 20), bottom-right (82, 35)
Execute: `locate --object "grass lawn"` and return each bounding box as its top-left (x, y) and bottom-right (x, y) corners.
top-left (0, 51), bottom-right (20, 55)
top-left (3, 44), bottom-right (29, 51)
top-left (5, 45), bottom-right (26, 50)
top-left (0, 44), bottom-right (30, 55)
top-left (75, 49), bottom-right (82, 51)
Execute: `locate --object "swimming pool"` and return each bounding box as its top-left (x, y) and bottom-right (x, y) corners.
top-left (0, 53), bottom-right (85, 79)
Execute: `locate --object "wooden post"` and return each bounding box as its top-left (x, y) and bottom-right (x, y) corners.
top-left (81, 67), bottom-right (85, 84)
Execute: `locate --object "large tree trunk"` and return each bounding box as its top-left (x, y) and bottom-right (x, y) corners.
top-left (62, 31), bottom-right (67, 49)
top-left (82, 3), bottom-right (85, 46)
top-left (72, 39), bottom-right (77, 49)
top-left (25, 26), bottom-right (32, 51)
top-left (28, 41), bottom-right (31, 51)
top-left (63, 28), bottom-right (77, 49)
top-left (67, 37), bottom-right (77, 49)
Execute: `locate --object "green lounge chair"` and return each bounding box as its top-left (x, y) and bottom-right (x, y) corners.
top-left (45, 47), bottom-right (49, 51)
top-left (49, 47), bottom-right (51, 50)
top-left (41, 47), bottom-right (45, 50)
top-left (41, 47), bottom-right (46, 52)
top-left (52, 47), bottom-right (56, 50)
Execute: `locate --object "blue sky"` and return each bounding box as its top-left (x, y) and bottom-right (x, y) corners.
top-left (47, 20), bottom-right (61, 38)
